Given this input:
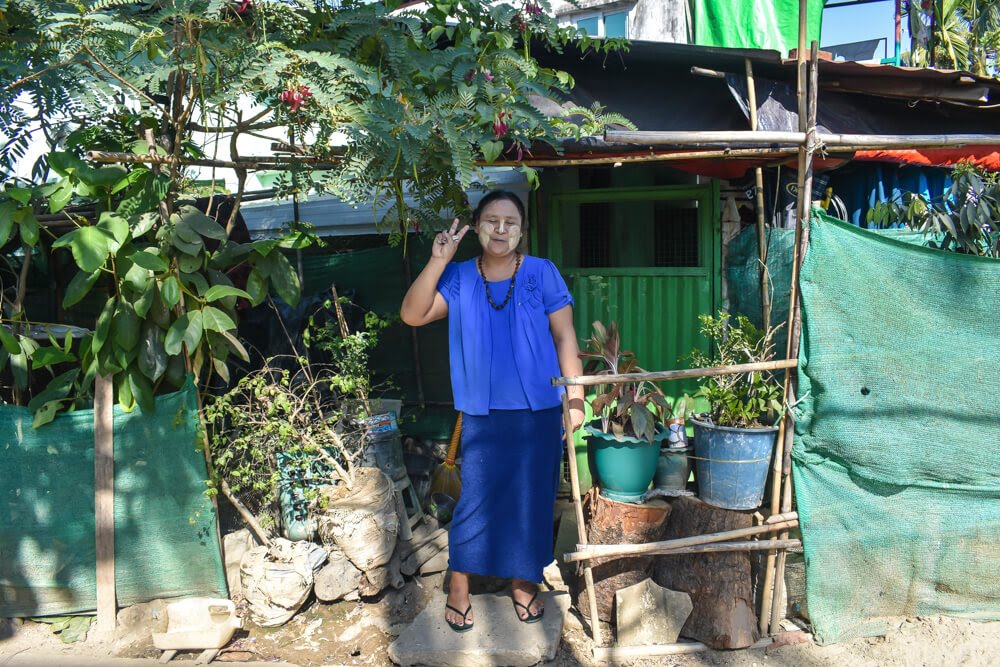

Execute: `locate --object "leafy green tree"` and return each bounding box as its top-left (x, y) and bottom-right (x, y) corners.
top-left (0, 0), bottom-right (621, 421)
top-left (904, 0), bottom-right (999, 75)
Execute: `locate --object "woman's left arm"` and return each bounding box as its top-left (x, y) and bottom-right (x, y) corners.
top-left (549, 304), bottom-right (586, 431)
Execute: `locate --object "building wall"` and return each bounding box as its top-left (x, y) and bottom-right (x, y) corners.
top-left (551, 0), bottom-right (689, 43)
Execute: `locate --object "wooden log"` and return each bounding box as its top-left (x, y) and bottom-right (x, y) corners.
top-left (652, 496), bottom-right (759, 649)
top-left (564, 518), bottom-right (798, 562)
top-left (552, 359), bottom-right (798, 388)
top-left (398, 526), bottom-right (445, 560)
top-left (400, 530), bottom-right (449, 576)
top-left (573, 491), bottom-right (671, 623)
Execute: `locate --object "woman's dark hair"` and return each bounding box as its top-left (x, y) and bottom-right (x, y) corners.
top-left (472, 189), bottom-right (526, 224)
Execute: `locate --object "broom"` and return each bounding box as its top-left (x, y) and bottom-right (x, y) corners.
top-left (430, 413), bottom-right (463, 501)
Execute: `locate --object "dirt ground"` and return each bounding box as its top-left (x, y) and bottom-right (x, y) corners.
top-left (3, 573), bottom-right (1000, 667)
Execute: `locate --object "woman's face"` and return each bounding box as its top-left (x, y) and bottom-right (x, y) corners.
top-left (476, 198), bottom-right (523, 259)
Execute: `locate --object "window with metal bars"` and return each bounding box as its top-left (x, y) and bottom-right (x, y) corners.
top-left (578, 203), bottom-right (611, 267)
top-left (653, 203), bottom-right (699, 267)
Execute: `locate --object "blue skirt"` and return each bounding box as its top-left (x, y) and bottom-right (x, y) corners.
top-left (447, 406), bottom-right (563, 583)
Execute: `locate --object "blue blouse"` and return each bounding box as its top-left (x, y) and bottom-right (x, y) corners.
top-left (437, 255), bottom-right (574, 416)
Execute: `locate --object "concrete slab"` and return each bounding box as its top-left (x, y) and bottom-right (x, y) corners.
top-left (388, 591), bottom-right (570, 667)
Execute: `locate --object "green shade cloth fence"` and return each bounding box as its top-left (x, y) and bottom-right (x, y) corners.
top-left (792, 212), bottom-right (1000, 644)
top-left (726, 223), bottom-right (938, 357)
top-left (0, 381), bottom-right (227, 617)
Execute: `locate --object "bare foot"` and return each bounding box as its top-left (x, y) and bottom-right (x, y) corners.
top-left (445, 571), bottom-right (473, 629)
top-left (511, 578), bottom-right (544, 620)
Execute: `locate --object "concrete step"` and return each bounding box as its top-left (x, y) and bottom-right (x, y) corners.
top-left (388, 590), bottom-right (570, 667)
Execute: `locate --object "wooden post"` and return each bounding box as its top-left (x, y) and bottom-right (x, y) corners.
top-left (561, 393), bottom-right (601, 648)
top-left (746, 58), bottom-right (772, 333)
top-left (94, 374), bottom-right (116, 634)
top-left (769, 40), bottom-right (820, 636)
top-left (760, 0), bottom-right (812, 635)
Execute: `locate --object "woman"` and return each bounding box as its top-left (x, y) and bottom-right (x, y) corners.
top-left (400, 190), bottom-right (585, 632)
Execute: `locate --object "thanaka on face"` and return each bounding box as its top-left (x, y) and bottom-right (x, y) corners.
top-left (476, 199), bottom-right (523, 259)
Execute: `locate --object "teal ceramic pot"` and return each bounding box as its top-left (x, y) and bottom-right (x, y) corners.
top-left (586, 423), bottom-right (670, 503)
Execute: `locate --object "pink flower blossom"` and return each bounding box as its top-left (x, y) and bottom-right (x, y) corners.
top-left (493, 112), bottom-right (509, 139)
top-left (524, 3), bottom-right (542, 16)
top-left (280, 85), bottom-right (313, 112)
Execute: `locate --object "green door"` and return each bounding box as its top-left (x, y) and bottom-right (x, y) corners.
top-left (544, 184), bottom-right (721, 398)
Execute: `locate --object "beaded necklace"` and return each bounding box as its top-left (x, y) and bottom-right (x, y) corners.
top-left (477, 253), bottom-right (523, 310)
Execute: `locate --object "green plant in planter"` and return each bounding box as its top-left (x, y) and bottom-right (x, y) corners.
top-left (580, 320), bottom-right (668, 441)
top-left (686, 312), bottom-right (785, 510)
top-left (688, 312), bottom-right (784, 429)
top-left (579, 320), bottom-right (670, 503)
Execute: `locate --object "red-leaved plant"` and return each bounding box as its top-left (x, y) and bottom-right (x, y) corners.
top-left (579, 320), bottom-right (668, 442)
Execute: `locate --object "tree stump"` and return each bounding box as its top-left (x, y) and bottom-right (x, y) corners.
top-left (652, 495), bottom-right (759, 649)
top-left (574, 490), bottom-right (671, 623)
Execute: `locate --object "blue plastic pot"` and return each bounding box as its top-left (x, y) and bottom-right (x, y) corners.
top-left (691, 418), bottom-right (778, 510)
top-left (654, 448), bottom-right (691, 490)
top-left (586, 423), bottom-right (669, 503)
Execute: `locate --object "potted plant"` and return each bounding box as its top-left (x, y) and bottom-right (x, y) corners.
top-left (653, 394), bottom-right (694, 491)
top-left (687, 312), bottom-right (785, 510)
top-left (580, 321), bottom-right (671, 503)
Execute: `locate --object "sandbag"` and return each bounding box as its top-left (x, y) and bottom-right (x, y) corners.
top-left (239, 539), bottom-right (327, 627)
top-left (316, 467), bottom-right (399, 571)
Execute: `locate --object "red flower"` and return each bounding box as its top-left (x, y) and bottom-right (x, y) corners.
top-left (493, 112), bottom-right (509, 139)
top-left (280, 85), bottom-right (313, 112)
top-left (524, 2), bottom-right (542, 16)
top-left (235, 0), bottom-right (251, 14)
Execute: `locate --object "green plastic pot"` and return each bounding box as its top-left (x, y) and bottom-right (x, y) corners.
top-left (586, 422), bottom-right (670, 503)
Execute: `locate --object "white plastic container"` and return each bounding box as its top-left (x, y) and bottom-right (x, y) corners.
top-left (152, 597), bottom-right (241, 651)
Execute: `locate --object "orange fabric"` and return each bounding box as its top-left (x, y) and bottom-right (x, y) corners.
top-left (853, 146), bottom-right (1000, 171)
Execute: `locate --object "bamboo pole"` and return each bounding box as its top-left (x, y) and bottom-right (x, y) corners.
top-left (638, 539), bottom-right (801, 557)
top-left (761, 1), bottom-right (812, 634)
top-left (552, 358), bottom-right (797, 388)
top-left (86, 150), bottom-right (341, 170)
top-left (561, 393), bottom-right (601, 648)
top-left (593, 637), bottom-right (774, 662)
top-left (564, 518), bottom-right (799, 563)
top-left (769, 40), bottom-right (820, 636)
top-left (746, 58), bottom-right (772, 333)
top-left (489, 147), bottom-right (801, 168)
top-left (604, 130), bottom-right (1000, 149)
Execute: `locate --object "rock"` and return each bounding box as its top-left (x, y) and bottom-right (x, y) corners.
top-left (222, 529), bottom-right (259, 598)
top-left (388, 591), bottom-right (570, 667)
top-left (314, 546), bottom-right (363, 602)
top-left (614, 578), bottom-right (692, 647)
top-left (113, 599), bottom-right (169, 652)
top-left (542, 561), bottom-right (566, 592)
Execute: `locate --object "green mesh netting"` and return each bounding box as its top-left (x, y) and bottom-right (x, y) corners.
top-left (0, 381), bottom-right (227, 617)
top-left (792, 212), bottom-right (1000, 644)
top-left (726, 223), bottom-right (939, 358)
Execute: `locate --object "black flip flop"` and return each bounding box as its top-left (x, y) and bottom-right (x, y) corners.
top-left (512, 591), bottom-right (544, 623)
top-left (445, 602), bottom-right (474, 633)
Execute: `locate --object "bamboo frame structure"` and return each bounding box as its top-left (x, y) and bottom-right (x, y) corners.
top-left (605, 130), bottom-right (1000, 150)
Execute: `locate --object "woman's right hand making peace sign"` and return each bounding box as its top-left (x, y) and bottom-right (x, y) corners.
top-left (432, 218), bottom-right (471, 262)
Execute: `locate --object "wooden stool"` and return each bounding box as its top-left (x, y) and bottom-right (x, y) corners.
top-left (393, 474), bottom-right (423, 540)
